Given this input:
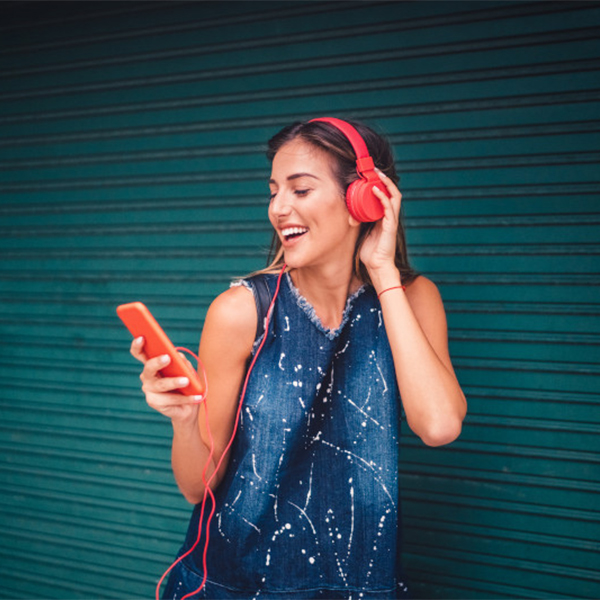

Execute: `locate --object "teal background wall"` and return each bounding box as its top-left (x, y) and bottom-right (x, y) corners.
top-left (0, 1), bottom-right (599, 598)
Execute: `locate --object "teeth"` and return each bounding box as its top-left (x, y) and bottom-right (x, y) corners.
top-left (282, 227), bottom-right (308, 237)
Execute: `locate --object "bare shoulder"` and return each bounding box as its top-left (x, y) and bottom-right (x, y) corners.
top-left (207, 284), bottom-right (256, 327)
top-left (201, 284), bottom-right (257, 358)
top-left (405, 275), bottom-right (443, 306)
top-left (404, 275), bottom-right (448, 330)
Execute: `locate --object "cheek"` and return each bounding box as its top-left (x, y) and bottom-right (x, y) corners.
top-left (327, 193), bottom-right (352, 225)
top-left (267, 203), bottom-right (277, 227)
top-left (318, 186), bottom-right (347, 215)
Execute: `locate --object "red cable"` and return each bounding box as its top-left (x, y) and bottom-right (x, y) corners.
top-left (154, 347), bottom-right (214, 600)
top-left (156, 264), bottom-right (287, 600)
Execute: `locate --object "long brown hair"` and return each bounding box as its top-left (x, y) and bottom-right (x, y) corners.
top-left (258, 118), bottom-right (417, 286)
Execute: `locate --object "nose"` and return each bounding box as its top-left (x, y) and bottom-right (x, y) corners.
top-left (269, 190), bottom-right (293, 218)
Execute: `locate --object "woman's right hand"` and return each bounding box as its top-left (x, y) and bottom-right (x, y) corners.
top-left (130, 336), bottom-right (201, 424)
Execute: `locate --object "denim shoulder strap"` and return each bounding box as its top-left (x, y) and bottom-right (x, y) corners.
top-left (247, 274), bottom-right (273, 342)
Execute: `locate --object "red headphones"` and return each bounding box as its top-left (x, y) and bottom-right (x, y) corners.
top-left (309, 117), bottom-right (388, 222)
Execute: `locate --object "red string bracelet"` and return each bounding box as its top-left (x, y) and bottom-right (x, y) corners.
top-left (377, 285), bottom-right (406, 300)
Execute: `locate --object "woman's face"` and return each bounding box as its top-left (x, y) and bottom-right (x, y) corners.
top-left (268, 138), bottom-right (360, 270)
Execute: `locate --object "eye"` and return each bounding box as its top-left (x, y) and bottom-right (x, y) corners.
top-left (294, 189), bottom-right (310, 197)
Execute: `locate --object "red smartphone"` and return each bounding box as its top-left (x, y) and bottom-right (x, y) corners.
top-left (117, 302), bottom-right (205, 398)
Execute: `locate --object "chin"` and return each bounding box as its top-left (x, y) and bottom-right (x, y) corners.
top-left (282, 255), bottom-right (302, 269)
top-left (282, 250), bottom-right (311, 270)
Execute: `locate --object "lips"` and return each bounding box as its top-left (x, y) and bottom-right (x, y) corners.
top-left (281, 226), bottom-right (309, 242)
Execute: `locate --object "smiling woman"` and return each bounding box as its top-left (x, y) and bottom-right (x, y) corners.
top-left (262, 119), bottom-right (418, 290)
top-left (133, 117), bottom-right (466, 599)
top-left (268, 139), bottom-right (360, 285)
top-left (269, 168), bottom-right (322, 247)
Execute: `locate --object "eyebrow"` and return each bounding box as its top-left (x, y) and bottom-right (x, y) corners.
top-left (269, 172), bottom-right (321, 184)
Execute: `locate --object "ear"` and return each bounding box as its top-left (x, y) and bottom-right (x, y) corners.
top-left (348, 212), bottom-right (361, 228)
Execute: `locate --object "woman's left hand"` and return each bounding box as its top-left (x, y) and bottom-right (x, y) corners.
top-left (358, 170), bottom-right (402, 276)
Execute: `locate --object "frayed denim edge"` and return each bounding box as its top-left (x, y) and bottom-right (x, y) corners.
top-left (285, 272), bottom-right (366, 340)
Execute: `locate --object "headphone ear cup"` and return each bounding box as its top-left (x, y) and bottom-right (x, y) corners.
top-left (346, 179), bottom-right (385, 223)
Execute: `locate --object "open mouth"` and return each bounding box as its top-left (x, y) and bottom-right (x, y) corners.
top-left (281, 227), bottom-right (309, 242)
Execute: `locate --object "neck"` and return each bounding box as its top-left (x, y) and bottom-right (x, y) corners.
top-left (290, 263), bottom-right (362, 330)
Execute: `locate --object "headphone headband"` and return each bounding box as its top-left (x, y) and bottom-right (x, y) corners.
top-left (308, 117), bottom-right (370, 160)
top-left (307, 116), bottom-right (386, 222)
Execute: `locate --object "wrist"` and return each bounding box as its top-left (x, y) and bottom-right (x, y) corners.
top-left (171, 412), bottom-right (200, 437)
top-left (369, 265), bottom-right (401, 293)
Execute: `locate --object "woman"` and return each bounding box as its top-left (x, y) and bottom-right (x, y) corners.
top-left (132, 118), bottom-right (467, 599)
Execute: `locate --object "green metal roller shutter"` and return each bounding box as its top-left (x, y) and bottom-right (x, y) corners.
top-left (0, 1), bottom-right (598, 598)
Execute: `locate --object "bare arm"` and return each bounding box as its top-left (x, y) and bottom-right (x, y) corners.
top-left (360, 171), bottom-right (466, 446)
top-left (132, 285), bottom-right (256, 503)
top-left (374, 270), bottom-right (466, 446)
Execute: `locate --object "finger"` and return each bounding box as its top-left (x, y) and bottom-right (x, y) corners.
top-left (376, 170), bottom-right (402, 203)
top-left (374, 180), bottom-right (401, 218)
top-left (141, 353), bottom-right (171, 381)
top-left (373, 185), bottom-right (398, 221)
top-left (130, 336), bottom-right (148, 363)
top-left (145, 390), bottom-right (200, 412)
top-left (142, 374), bottom-right (193, 394)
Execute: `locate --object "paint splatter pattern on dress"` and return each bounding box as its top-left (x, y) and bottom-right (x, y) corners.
top-left (178, 273), bottom-right (408, 599)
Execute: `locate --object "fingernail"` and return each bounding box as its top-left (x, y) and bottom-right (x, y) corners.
top-left (160, 355), bottom-right (170, 364)
top-left (192, 395), bottom-right (204, 403)
top-left (134, 336), bottom-right (144, 344)
top-left (373, 185), bottom-right (381, 193)
top-left (178, 377), bottom-right (189, 386)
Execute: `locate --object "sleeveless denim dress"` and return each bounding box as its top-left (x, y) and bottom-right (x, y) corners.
top-left (163, 273), bottom-right (409, 599)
